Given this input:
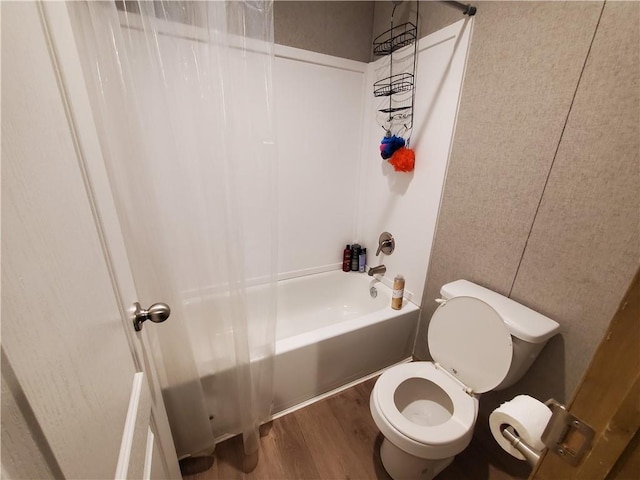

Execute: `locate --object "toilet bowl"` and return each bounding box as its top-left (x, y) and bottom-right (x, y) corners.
top-left (370, 362), bottom-right (478, 479)
top-left (370, 280), bottom-right (560, 480)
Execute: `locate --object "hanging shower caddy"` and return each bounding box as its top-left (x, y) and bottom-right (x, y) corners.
top-left (372, 1), bottom-right (476, 172)
top-left (371, 2), bottom-right (419, 172)
top-left (373, 21), bottom-right (417, 56)
top-left (372, 9), bottom-right (418, 136)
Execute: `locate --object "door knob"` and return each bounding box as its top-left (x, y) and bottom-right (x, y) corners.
top-left (132, 302), bottom-right (170, 331)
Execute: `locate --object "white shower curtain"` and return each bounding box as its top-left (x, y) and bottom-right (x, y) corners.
top-left (68, 0), bottom-right (278, 461)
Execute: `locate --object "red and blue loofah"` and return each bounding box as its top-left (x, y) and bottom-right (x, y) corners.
top-left (380, 135), bottom-right (405, 160)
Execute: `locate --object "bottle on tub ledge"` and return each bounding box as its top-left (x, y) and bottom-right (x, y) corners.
top-left (342, 244), bottom-right (351, 272)
top-left (351, 243), bottom-right (361, 271)
top-left (391, 275), bottom-right (405, 310)
top-left (359, 247), bottom-right (367, 273)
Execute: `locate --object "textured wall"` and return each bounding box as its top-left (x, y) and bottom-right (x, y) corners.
top-left (507, 0), bottom-right (640, 402)
top-left (392, 0), bottom-right (640, 411)
top-left (274, 1), bottom-right (374, 62)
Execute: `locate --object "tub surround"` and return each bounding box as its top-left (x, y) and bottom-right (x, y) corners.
top-left (251, 17), bottom-right (472, 307)
top-left (274, 46), bottom-right (367, 278)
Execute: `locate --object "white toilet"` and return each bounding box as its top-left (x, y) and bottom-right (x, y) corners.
top-left (370, 279), bottom-right (560, 480)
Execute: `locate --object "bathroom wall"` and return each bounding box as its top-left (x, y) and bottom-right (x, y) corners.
top-left (274, 1), bottom-right (375, 63)
top-left (378, 0), bottom-right (640, 416)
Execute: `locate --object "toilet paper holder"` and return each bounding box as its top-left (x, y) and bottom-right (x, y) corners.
top-left (540, 399), bottom-right (595, 466)
top-left (500, 425), bottom-right (541, 468)
top-left (500, 398), bottom-right (595, 468)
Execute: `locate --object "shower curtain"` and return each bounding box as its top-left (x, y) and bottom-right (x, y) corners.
top-left (68, 0), bottom-right (278, 461)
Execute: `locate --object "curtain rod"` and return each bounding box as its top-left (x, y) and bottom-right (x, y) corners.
top-left (442, 1), bottom-right (477, 16)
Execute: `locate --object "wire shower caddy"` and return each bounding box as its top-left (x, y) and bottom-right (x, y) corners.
top-left (372, 3), bottom-right (419, 142)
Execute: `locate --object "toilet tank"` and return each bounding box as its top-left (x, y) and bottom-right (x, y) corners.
top-left (439, 280), bottom-right (560, 390)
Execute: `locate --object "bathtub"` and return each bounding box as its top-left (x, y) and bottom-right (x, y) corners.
top-left (272, 270), bottom-right (419, 414)
top-left (189, 269), bottom-right (419, 440)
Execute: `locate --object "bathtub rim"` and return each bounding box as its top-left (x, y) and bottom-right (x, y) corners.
top-left (276, 299), bottom-right (419, 355)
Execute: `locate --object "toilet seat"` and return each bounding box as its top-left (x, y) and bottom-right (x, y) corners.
top-left (374, 362), bottom-right (476, 446)
top-left (428, 296), bottom-right (512, 393)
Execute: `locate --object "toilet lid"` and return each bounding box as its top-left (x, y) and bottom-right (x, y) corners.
top-left (428, 296), bottom-right (512, 393)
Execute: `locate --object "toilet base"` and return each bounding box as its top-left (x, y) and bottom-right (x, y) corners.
top-left (380, 438), bottom-right (454, 480)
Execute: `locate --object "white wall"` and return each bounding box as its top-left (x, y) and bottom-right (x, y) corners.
top-left (274, 46), bottom-right (368, 278)
top-left (357, 19), bottom-right (473, 305)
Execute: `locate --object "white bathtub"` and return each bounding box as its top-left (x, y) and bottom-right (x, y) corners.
top-left (272, 270), bottom-right (419, 414)
top-left (191, 269), bottom-right (419, 439)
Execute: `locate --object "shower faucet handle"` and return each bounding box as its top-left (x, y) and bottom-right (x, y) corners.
top-left (376, 232), bottom-right (395, 256)
top-left (376, 240), bottom-right (393, 256)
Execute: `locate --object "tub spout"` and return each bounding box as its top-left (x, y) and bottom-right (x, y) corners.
top-left (368, 265), bottom-right (386, 276)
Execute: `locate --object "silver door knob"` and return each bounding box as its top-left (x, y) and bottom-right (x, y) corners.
top-left (133, 302), bottom-right (170, 331)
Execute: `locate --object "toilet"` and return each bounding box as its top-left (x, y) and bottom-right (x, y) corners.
top-left (370, 280), bottom-right (560, 480)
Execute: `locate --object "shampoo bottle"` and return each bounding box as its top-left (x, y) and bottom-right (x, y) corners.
top-left (342, 245), bottom-right (351, 272)
top-left (351, 243), bottom-right (361, 271)
top-left (359, 248), bottom-right (366, 273)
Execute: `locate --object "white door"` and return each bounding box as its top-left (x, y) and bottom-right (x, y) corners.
top-left (1, 2), bottom-right (181, 478)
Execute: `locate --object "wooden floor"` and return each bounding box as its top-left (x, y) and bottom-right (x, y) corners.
top-left (183, 378), bottom-right (530, 480)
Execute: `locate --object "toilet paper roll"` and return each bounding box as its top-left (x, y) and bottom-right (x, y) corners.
top-left (489, 395), bottom-right (552, 460)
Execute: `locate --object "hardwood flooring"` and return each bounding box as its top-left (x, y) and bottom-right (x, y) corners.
top-left (183, 377), bottom-right (530, 480)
